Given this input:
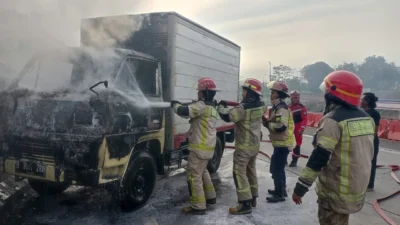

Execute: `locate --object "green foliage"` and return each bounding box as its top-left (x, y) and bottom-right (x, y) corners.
top-left (269, 55), bottom-right (400, 94)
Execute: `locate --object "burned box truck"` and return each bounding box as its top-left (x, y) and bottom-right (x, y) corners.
top-left (0, 12), bottom-right (240, 210)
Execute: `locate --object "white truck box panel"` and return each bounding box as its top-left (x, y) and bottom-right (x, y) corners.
top-left (175, 23), bottom-right (240, 58)
top-left (175, 48), bottom-right (239, 76)
top-left (175, 34), bottom-right (238, 66)
top-left (172, 20), bottom-right (240, 135)
top-left (174, 61), bottom-right (238, 84)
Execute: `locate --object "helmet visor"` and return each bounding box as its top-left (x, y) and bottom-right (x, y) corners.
top-left (319, 80), bottom-right (328, 93)
top-left (266, 81), bottom-right (276, 90)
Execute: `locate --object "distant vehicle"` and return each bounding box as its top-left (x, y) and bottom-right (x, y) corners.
top-left (0, 12), bottom-right (240, 210)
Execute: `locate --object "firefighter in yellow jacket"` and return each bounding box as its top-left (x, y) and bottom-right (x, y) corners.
top-left (262, 81), bottom-right (296, 203)
top-left (171, 78), bottom-right (218, 215)
top-left (217, 78), bottom-right (266, 215)
top-left (292, 71), bottom-right (375, 225)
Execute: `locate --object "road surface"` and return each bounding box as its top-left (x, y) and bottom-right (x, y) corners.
top-left (1, 127), bottom-right (399, 225)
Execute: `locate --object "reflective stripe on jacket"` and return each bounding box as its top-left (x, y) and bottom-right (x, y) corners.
top-left (267, 102), bottom-right (296, 148)
top-left (300, 106), bottom-right (375, 214)
top-left (173, 101), bottom-right (217, 159)
top-left (218, 101), bottom-right (266, 156)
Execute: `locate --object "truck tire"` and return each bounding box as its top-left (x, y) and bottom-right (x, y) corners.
top-left (207, 137), bottom-right (223, 174)
top-left (28, 179), bottom-right (70, 195)
top-left (119, 150), bottom-right (157, 211)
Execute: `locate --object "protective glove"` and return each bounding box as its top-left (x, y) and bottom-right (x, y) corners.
top-left (170, 100), bottom-right (181, 108)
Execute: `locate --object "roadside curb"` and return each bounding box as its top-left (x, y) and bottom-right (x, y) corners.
top-left (0, 175), bottom-right (30, 219)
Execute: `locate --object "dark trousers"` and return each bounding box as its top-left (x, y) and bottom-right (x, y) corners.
top-left (368, 136), bottom-right (380, 189)
top-left (270, 147), bottom-right (290, 194)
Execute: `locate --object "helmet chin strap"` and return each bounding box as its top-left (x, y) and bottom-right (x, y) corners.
top-left (323, 97), bottom-right (342, 115)
top-left (271, 98), bottom-right (282, 107)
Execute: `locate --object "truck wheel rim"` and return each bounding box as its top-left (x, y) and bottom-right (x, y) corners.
top-left (128, 161), bottom-right (154, 202)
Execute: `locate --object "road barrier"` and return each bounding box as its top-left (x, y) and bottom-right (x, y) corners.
top-left (304, 112), bottom-right (400, 141)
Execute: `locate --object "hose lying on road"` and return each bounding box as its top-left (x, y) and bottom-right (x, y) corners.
top-left (225, 140), bottom-right (400, 225)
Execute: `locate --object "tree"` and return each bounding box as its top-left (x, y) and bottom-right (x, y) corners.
top-left (272, 64), bottom-right (293, 81)
top-left (301, 61), bottom-right (334, 92)
top-left (284, 77), bottom-right (308, 92)
top-left (336, 62), bottom-right (359, 75)
top-left (358, 55), bottom-right (400, 91)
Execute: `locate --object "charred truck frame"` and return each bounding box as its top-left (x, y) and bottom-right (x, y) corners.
top-left (0, 12), bottom-right (240, 210)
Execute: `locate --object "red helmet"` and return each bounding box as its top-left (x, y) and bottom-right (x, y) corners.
top-left (319, 70), bottom-right (363, 107)
top-left (242, 78), bottom-right (262, 95)
top-left (290, 90), bottom-right (300, 97)
top-left (267, 81), bottom-right (289, 98)
top-left (196, 77), bottom-right (218, 91)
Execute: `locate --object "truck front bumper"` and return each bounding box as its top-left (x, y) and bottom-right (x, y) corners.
top-left (3, 158), bottom-right (100, 186)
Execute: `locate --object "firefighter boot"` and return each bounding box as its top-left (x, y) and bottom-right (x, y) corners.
top-left (267, 188), bottom-right (288, 197)
top-left (229, 200), bottom-right (252, 215)
top-left (206, 198), bottom-right (216, 205)
top-left (289, 158), bottom-right (298, 167)
top-left (251, 197), bottom-right (257, 207)
top-left (181, 206), bottom-right (206, 215)
top-left (266, 184), bottom-right (286, 203)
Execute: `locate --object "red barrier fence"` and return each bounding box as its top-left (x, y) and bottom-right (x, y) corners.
top-left (306, 112), bottom-right (400, 141)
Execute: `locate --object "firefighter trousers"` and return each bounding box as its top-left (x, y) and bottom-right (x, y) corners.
top-left (186, 151), bottom-right (216, 210)
top-left (368, 136), bottom-right (380, 189)
top-left (291, 145), bottom-right (301, 161)
top-left (270, 147), bottom-right (289, 195)
top-left (318, 199), bottom-right (349, 225)
top-left (232, 150), bottom-right (258, 202)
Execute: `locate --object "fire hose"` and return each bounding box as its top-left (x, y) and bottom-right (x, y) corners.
top-left (221, 100), bottom-right (399, 224)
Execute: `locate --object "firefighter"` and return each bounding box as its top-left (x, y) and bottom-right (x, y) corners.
top-left (292, 71), bottom-right (375, 225)
top-left (288, 90), bottom-right (308, 167)
top-left (217, 78), bottom-right (266, 215)
top-left (170, 77), bottom-right (218, 215)
top-left (262, 81), bottom-right (295, 203)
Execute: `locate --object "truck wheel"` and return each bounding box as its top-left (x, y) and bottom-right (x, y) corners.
top-left (28, 179), bottom-right (70, 195)
top-left (119, 151), bottom-right (157, 211)
top-left (207, 137), bottom-right (223, 174)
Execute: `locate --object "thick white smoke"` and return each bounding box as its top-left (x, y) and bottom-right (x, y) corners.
top-left (0, 0), bottom-right (150, 90)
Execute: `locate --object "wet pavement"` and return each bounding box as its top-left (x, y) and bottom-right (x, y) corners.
top-left (1, 127), bottom-right (400, 225)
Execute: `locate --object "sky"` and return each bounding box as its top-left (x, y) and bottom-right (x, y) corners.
top-left (0, 0), bottom-right (399, 82)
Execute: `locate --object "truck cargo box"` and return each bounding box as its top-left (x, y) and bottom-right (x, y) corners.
top-left (81, 12), bottom-right (241, 151)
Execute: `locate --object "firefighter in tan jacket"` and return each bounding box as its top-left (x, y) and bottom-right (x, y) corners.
top-left (263, 81), bottom-right (296, 203)
top-left (217, 78), bottom-right (266, 215)
top-left (292, 71), bottom-right (375, 225)
top-left (171, 78), bottom-right (219, 215)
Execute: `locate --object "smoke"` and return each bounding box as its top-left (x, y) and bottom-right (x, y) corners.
top-left (0, 0), bottom-right (145, 83)
top-left (0, 0), bottom-right (169, 109)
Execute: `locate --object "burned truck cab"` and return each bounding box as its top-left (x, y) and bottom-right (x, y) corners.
top-left (0, 47), bottom-right (166, 209)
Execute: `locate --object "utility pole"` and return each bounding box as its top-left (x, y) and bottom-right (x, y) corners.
top-left (269, 61), bottom-right (272, 81)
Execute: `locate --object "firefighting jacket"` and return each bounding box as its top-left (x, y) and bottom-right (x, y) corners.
top-left (173, 101), bottom-right (217, 160)
top-left (294, 106), bottom-right (375, 214)
top-left (289, 103), bottom-right (308, 132)
top-left (264, 101), bottom-right (296, 148)
top-left (217, 100), bottom-right (266, 157)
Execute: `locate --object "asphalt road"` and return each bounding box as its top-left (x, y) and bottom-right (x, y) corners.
top-left (1, 127), bottom-right (399, 225)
